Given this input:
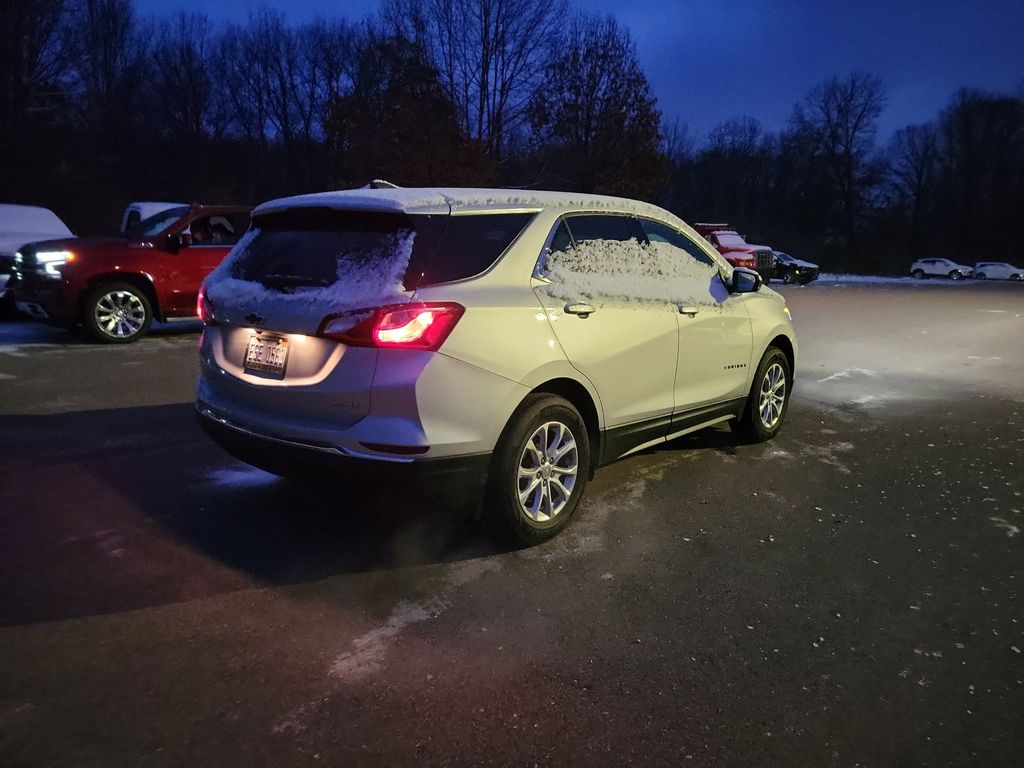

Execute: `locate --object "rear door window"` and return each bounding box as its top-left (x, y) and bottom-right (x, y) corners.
top-left (564, 214), bottom-right (638, 244)
top-left (405, 213), bottom-right (534, 288)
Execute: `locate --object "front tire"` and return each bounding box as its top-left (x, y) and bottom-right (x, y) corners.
top-left (734, 347), bottom-right (791, 442)
top-left (948, 270), bottom-right (962, 280)
top-left (975, 272), bottom-right (986, 280)
top-left (485, 394), bottom-right (591, 546)
top-left (783, 272), bottom-right (796, 284)
top-left (83, 283), bottom-right (153, 343)
top-left (911, 269), bottom-right (925, 279)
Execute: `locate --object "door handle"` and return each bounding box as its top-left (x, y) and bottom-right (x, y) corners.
top-left (679, 306), bottom-right (700, 316)
top-left (564, 303), bottom-right (596, 318)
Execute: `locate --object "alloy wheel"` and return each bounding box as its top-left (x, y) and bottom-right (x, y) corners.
top-left (758, 362), bottom-right (787, 429)
top-left (517, 420), bottom-right (579, 523)
top-left (94, 290), bottom-right (147, 339)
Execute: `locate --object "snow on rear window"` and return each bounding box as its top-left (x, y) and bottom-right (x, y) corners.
top-left (542, 238), bottom-right (724, 307)
top-left (205, 223), bottom-right (416, 316)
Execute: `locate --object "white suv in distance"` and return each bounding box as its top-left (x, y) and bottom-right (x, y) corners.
top-left (195, 188), bottom-right (797, 545)
top-left (910, 257), bottom-right (973, 280)
top-left (972, 262), bottom-right (1023, 281)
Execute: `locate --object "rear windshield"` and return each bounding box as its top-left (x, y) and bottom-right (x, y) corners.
top-left (231, 208), bottom-right (534, 291)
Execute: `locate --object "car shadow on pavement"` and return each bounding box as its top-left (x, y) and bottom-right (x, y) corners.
top-left (0, 402), bottom-right (502, 626)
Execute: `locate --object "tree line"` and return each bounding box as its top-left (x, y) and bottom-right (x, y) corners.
top-left (2, 0), bottom-right (1022, 272)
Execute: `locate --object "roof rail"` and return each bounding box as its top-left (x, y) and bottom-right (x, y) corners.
top-left (365, 179), bottom-right (401, 189)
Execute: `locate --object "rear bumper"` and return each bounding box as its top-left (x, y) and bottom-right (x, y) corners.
top-left (196, 402), bottom-right (491, 510)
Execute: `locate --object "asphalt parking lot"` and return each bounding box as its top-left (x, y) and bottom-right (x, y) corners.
top-left (1, 280), bottom-right (1022, 767)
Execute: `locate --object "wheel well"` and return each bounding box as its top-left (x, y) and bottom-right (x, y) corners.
top-left (530, 377), bottom-right (601, 477)
top-left (769, 335), bottom-right (795, 380)
top-left (82, 273), bottom-right (162, 321)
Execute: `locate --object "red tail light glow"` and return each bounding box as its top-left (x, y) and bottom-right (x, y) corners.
top-left (197, 287), bottom-right (216, 325)
top-left (319, 302), bottom-right (464, 351)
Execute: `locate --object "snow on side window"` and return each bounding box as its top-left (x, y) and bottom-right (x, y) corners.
top-left (542, 236), bottom-right (722, 307)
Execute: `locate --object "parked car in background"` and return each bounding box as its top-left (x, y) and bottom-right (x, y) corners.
top-left (11, 204), bottom-right (251, 342)
top-left (972, 262), bottom-right (1024, 281)
top-left (195, 187), bottom-right (797, 546)
top-left (910, 258), bottom-right (973, 280)
top-left (120, 201), bottom-right (187, 234)
top-left (692, 223), bottom-right (775, 283)
top-left (772, 251), bottom-right (819, 284)
top-left (0, 204), bottom-right (75, 318)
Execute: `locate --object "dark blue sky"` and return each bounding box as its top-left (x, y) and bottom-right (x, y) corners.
top-left (138, 0), bottom-right (1024, 146)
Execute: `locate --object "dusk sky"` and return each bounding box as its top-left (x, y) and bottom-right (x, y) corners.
top-left (137, 0), bottom-right (1024, 145)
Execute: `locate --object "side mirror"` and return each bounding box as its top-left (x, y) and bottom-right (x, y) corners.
top-left (731, 267), bottom-right (762, 293)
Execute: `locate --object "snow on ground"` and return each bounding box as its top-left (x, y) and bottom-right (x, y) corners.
top-left (805, 273), bottom-right (991, 285)
top-left (205, 466), bottom-right (278, 488)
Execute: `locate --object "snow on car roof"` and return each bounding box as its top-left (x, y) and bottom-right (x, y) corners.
top-left (253, 187), bottom-right (672, 219)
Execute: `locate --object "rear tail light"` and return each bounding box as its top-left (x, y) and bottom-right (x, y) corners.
top-left (197, 287), bottom-right (216, 325)
top-left (318, 302), bottom-right (465, 351)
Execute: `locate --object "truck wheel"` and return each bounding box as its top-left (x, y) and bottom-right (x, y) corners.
top-left (485, 394), bottom-right (591, 547)
top-left (83, 283), bottom-right (153, 343)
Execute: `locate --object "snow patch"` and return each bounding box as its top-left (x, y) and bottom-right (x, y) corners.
top-left (990, 517), bottom-right (1020, 538)
top-left (206, 466), bottom-right (277, 488)
top-left (330, 599), bottom-right (444, 680)
top-left (817, 368), bottom-right (876, 384)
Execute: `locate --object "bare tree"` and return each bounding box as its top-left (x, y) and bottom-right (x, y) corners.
top-left (0, 0), bottom-right (75, 185)
top-left (936, 89), bottom-right (1024, 261)
top-left (527, 13), bottom-right (666, 198)
top-left (150, 12), bottom-right (218, 141)
top-left (885, 123), bottom-right (938, 253)
top-left (662, 118), bottom-right (694, 165)
top-left (381, 0), bottom-right (566, 158)
top-left (71, 0), bottom-right (149, 137)
top-left (300, 18), bottom-right (358, 141)
top-left (792, 72), bottom-right (887, 242)
top-left (698, 116), bottom-right (776, 226)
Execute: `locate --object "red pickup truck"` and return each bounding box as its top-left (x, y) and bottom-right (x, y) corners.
top-left (12, 204), bottom-right (251, 342)
top-left (693, 223), bottom-right (775, 283)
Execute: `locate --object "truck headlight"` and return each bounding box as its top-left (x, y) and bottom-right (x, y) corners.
top-left (35, 250), bottom-right (75, 277)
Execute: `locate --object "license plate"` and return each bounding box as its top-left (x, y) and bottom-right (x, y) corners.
top-left (244, 334), bottom-right (289, 378)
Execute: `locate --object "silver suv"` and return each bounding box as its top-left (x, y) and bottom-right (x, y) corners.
top-left (195, 188), bottom-right (797, 545)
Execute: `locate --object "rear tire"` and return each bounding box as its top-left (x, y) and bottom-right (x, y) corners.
top-left (83, 283), bottom-right (152, 343)
top-left (484, 394), bottom-right (591, 547)
top-left (911, 269), bottom-right (925, 279)
top-left (734, 347), bottom-right (791, 443)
